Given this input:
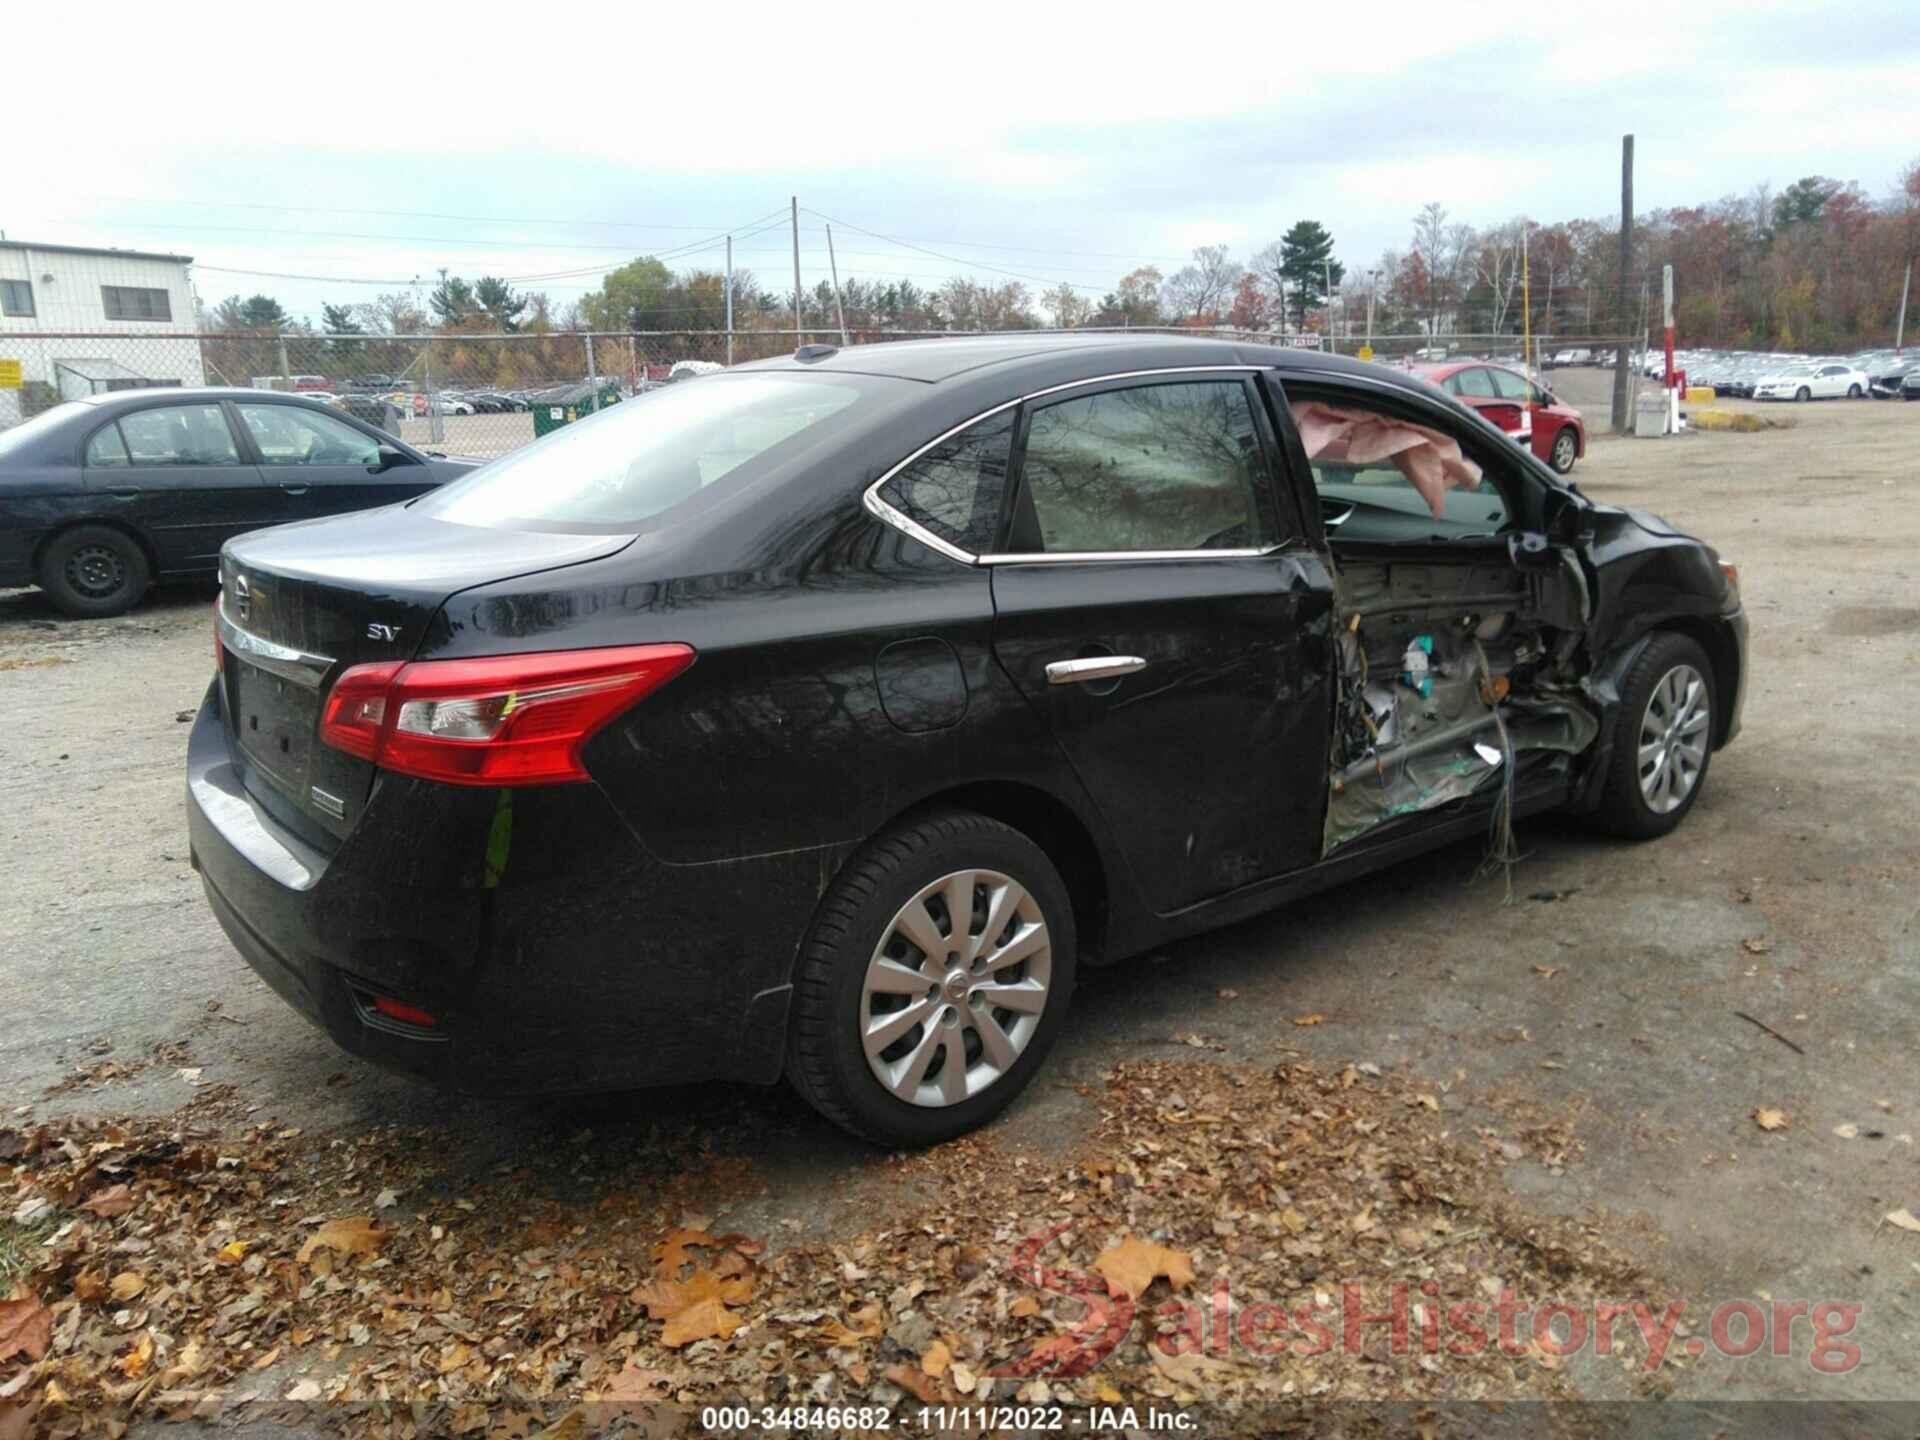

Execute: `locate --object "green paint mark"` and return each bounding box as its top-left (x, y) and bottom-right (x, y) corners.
top-left (482, 789), bottom-right (513, 890)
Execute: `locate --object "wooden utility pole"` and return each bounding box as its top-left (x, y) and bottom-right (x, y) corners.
top-left (826, 225), bottom-right (850, 346)
top-left (1611, 134), bottom-right (1634, 432)
top-left (791, 196), bottom-right (803, 340)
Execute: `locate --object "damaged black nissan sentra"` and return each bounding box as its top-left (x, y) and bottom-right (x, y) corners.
top-left (187, 335), bottom-right (1746, 1145)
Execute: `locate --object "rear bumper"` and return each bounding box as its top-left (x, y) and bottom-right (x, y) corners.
top-left (186, 681), bottom-right (818, 1096)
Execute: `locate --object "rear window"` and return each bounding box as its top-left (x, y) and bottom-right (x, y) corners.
top-left (416, 373), bottom-right (869, 530)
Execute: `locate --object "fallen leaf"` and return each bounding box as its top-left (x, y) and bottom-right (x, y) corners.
top-left (950, 1360), bottom-right (977, 1394)
top-left (599, 1359), bottom-right (672, 1404)
top-left (79, 1184), bottom-right (136, 1219)
top-left (1532, 965), bottom-right (1561, 979)
top-left (216, 1240), bottom-right (250, 1264)
top-left (117, 1331), bottom-right (154, 1379)
top-left (1292, 1013), bottom-right (1325, 1027)
top-left (296, 1216), bottom-right (387, 1265)
top-left (883, 1363), bottom-right (946, 1405)
top-left (920, 1339), bottom-right (951, 1377)
top-left (1416, 1093), bottom-right (1441, 1111)
top-left (436, 1341), bottom-right (473, 1374)
top-left (1278, 1207), bottom-right (1309, 1235)
top-left (108, 1271), bottom-right (148, 1302)
top-left (1092, 1235), bottom-right (1195, 1299)
top-left (286, 1379), bottom-right (323, 1401)
top-left (631, 1268), bottom-right (752, 1321)
top-left (1742, 936), bottom-right (1774, 955)
top-left (818, 1299), bottom-right (883, 1347)
top-left (1754, 1107), bottom-right (1789, 1132)
top-left (530, 1411), bottom-right (586, 1440)
top-left (650, 1228), bottom-right (718, 1274)
top-left (375, 1188), bottom-right (400, 1210)
top-left (659, 1297), bottom-right (743, 1347)
top-left (1833, 1123), bottom-right (1860, 1140)
top-left (1216, 988), bottom-right (1239, 1000)
top-left (0, 1295), bottom-right (52, 1365)
top-left (1885, 1208), bottom-right (1920, 1234)
top-left (1009, 1296), bottom-right (1040, 1319)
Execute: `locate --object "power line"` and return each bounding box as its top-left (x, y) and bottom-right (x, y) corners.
top-left (800, 208), bottom-right (1108, 294)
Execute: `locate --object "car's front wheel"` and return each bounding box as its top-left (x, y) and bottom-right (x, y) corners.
top-left (1549, 427), bottom-right (1579, 474)
top-left (788, 810), bottom-right (1076, 1147)
top-left (38, 524), bottom-right (152, 618)
top-left (1591, 632), bottom-right (1716, 840)
top-left (1796, 386), bottom-right (1812, 402)
top-left (1847, 384), bottom-right (1862, 398)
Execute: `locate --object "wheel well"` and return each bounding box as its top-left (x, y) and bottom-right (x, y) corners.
top-left (900, 782), bottom-right (1110, 965)
top-left (1658, 617), bottom-right (1739, 747)
top-left (33, 519), bottom-right (159, 583)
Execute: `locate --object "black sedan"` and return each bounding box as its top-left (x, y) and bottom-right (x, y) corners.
top-left (0, 388), bottom-right (480, 616)
top-left (187, 335), bottom-right (1748, 1146)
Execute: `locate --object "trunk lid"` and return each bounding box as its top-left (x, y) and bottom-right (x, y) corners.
top-left (217, 505), bottom-right (634, 844)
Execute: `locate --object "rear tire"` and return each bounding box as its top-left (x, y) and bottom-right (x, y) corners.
top-left (787, 809), bottom-right (1076, 1147)
top-left (1795, 386), bottom-right (1811, 402)
top-left (37, 525), bottom-right (152, 618)
top-left (1590, 632), bottom-right (1717, 840)
top-left (1847, 383), bottom-right (1862, 399)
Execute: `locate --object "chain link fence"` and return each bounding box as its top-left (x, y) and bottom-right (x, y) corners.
top-left (0, 326), bottom-right (1643, 456)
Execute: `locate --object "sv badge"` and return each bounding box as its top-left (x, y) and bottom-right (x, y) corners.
top-left (366, 622), bottom-right (400, 641)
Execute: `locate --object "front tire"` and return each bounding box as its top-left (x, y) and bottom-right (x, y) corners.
top-left (1847, 383), bottom-right (1862, 399)
top-left (1795, 386), bottom-right (1811, 402)
top-left (1591, 633), bottom-right (1716, 840)
top-left (1549, 427), bottom-right (1579, 475)
top-left (37, 524), bottom-right (152, 618)
top-left (787, 809), bottom-right (1076, 1147)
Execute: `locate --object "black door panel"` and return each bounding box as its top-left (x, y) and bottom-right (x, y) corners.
top-left (86, 402), bottom-right (286, 571)
top-left (990, 552), bottom-right (1334, 912)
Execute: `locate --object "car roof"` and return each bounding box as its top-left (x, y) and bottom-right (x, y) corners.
top-left (736, 332), bottom-right (1390, 386)
top-left (74, 387), bottom-right (337, 409)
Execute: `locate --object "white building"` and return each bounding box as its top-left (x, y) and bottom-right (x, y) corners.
top-left (0, 239), bottom-right (206, 426)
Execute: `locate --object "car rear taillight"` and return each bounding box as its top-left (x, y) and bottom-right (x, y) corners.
top-left (319, 644), bottom-right (694, 786)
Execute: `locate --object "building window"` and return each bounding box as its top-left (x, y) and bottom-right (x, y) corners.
top-left (0, 280), bottom-right (32, 317)
top-left (101, 286), bottom-right (172, 322)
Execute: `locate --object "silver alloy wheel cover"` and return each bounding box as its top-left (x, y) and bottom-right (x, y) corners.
top-left (1552, 431), bottom-right (1576, 471)
top-left (860, 868), bottom-right (1051, 1108)
top-left (1638, 663), bottom-right (1710, 814)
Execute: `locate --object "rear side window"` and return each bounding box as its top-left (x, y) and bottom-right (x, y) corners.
top-left (116, 405), bottom-right (240, 465)
top-left (85, 424), bottom-right (131, 468)
top-left (875, 410), bottom-right (1014, 555)
top-left (1013, 380), bottom-right (1274, 554)
top-left (1488, 369), bottom-right (1532, 401)
top-left (1453, 368), bottom-right (1497, 398)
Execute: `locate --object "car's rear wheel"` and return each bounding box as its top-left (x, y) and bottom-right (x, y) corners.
top-left (1591, 632), bottom-right (1716, 840)
top-left (1796, 386), bottom-right (1812, 402)
top-left (38, 524), bottom-right (152, 618)
top-left (1847, 383), bottom-right (1862, 398)
top-left (788, 809), bottom-right (1076, 1147)
top-left (1549, 427), bottom-right (1579, 474)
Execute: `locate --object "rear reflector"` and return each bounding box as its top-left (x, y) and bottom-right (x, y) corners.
top-left (370, 995), bottom-right (438, 1028)
top-left (319, 643), bottom-right (695, 786)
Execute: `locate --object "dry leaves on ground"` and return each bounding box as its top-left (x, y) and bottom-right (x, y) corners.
top-left (1754, 1107), bottom-right (1790, 1132)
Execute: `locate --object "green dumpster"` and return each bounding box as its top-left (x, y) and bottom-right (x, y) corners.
top-left (531, 380), bottom-right (623, 438)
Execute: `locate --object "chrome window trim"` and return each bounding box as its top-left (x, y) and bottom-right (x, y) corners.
top-left (216, 596), bottom-right (335, 690)
top-left (861, 365), bottom-right (1271, 566)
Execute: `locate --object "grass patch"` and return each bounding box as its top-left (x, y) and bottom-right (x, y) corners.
top-left (1690, 408), bottom-right (1792, 432)
top-left (0, 1213), bottom-right (58, 1292)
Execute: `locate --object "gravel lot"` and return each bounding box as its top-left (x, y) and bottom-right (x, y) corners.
top-left (2, 379), bottom-right (1917, 1412)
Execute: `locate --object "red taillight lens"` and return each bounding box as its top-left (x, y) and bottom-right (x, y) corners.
top-left (319, 644), bottom-right (694, 786)
top-left (371, 995), bottom-right (438, 1028)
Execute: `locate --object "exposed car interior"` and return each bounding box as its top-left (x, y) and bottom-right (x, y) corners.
top-left (1291, 386), bottom-right (1598, 857)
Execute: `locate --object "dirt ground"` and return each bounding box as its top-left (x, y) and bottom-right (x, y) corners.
top-left (2, 376), bottom-right (1918, 1427)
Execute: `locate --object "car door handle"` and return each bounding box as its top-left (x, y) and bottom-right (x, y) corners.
top-left (1046, 655), bottom-right (1147, 686)
top-left (280, 484), bottom-right (310, 496)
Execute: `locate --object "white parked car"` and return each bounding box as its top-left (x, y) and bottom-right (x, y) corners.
top-left (432, 394), bottom-right (477, 415)
top-left (1752, 363), bottom-right (1869, 402)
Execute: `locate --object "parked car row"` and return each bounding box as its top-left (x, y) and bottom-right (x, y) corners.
top-left (1659, 348), bottom-right (1911, 400)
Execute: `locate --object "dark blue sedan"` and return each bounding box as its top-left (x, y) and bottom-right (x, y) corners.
top-left (0, 388), bottom-right (481, 616)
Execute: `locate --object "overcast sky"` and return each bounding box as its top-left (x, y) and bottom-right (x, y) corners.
top-left (8, 0), bottom-right (1916, 324)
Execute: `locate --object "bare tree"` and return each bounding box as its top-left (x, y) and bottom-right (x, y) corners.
top-left (1160, 245), bottom-right (1242, 323)
top-left (1475, 218), bottom-right (1528, 334)
top-left (1041, 282), bottom-right (1093, 329)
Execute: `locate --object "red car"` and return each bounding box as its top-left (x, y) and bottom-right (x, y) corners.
top-left (1413, 361), bottom-right (1586, 475)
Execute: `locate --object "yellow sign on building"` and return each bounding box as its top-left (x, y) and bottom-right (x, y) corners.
top-left (0, 359), bottom-right (22, 389)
